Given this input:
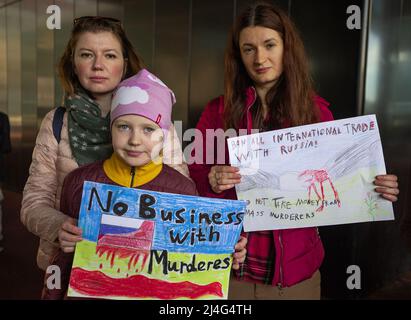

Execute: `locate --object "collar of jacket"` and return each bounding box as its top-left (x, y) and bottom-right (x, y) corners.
top-left (218, 86), bottom-right (257, 114)
top-left (219, 87), bottom-right (331, 134)
top-left (103, 152), bottom-right (163, 188)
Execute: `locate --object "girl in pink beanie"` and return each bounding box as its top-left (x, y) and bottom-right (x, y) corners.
top-left (42, 69), bottom-right (247, 299)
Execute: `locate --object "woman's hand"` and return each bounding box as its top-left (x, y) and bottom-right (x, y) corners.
top-left (232, 236), bottom-right (247, 270)
top-left (208, 165), bottom-right (241, 193)
top-left (58, 217), bottom-right (82, 253)
top-left (374, 174), bottom-right (399, 202)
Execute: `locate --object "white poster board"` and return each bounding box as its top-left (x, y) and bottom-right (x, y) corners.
top-left (228, 115), bottom-right (394, 232)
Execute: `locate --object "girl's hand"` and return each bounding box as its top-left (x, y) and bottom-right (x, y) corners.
top-left (232, 236), bottom-right (247, 270)
top-left (208, 165), bottom-right (241, 193)
top-left (58, 217), bottom-right (82, 253)
top-left (374, 174), bottom-right (399, 202)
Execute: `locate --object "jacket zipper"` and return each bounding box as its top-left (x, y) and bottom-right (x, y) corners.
top-left (277, 230), bottom-right (284, 290)
top-left (130, 167), bottom-right (136, 187)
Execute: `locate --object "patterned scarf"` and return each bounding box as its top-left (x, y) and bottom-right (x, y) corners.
top-left (65, 90), bottom-right (113, 166)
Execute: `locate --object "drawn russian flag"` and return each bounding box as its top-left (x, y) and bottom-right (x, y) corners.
top-left (98, 215), bottom-right (154, 250)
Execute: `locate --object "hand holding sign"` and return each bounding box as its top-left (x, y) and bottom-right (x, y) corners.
top-left (58, 217), bottom-right (82, 253)
top-left (232, 236), bottom-right (247, 270)
top-left (208, 165), bottom-right (241, 193)
top-left (374, 174), bottom-right (399, 202)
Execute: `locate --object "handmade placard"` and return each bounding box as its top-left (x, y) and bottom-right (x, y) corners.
top-left (68, 182), bottom-right (245, 300)
top-left (227, 114), bottom-right (394, 232)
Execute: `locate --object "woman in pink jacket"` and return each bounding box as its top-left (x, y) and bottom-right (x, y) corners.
top-left (189, 3), bottom-right (399, 299)
top-left (21, 16), bottom-right (188, 272)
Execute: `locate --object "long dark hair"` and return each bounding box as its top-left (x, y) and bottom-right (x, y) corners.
top-left (224, 2), bottom-right (319, 130)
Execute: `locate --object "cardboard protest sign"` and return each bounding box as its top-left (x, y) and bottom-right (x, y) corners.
top-left (228, 115), bottom-right (394, 232)
top-left (67, 182), bottom-right (245, 300)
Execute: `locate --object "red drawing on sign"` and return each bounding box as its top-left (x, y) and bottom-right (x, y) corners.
top-left (69, 267), bottom-right (223, 299)
top-left (96, 220), bottom-right (154, 271)
top-left (298, 169), bottom-right (341, 212)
